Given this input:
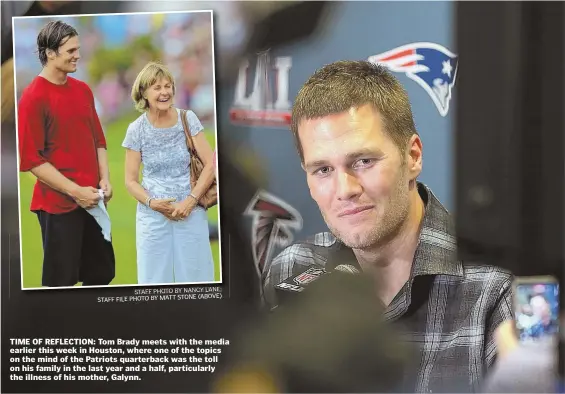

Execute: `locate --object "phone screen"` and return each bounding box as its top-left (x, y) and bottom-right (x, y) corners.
top-left (515, 281), bottom-right (560, 343)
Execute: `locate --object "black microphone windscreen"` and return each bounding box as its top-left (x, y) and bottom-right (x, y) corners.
top-left (230, 273), bottom-right (413, 393)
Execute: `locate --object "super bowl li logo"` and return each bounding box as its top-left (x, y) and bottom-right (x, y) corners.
top-left (229, 49), bottom-right (292, 127)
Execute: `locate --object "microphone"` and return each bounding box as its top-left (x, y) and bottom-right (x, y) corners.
top-left (274, 266), bottom-right (326, 303)
top-left (274, 263), bottom-right (361, 306)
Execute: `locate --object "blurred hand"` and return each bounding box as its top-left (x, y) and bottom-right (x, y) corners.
top-left (99, 179), bottom-right (113, 203)
top-left (72, 186), bottom-right (101, 209)
top-left (149, 198), bottom-right (176, 219)
top-left (494, 320), bottom-right (519, 360)
top-left (171, 197), bottom-right (198, 220)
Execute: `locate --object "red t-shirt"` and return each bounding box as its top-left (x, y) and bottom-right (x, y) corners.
top-left (18, 76), bottom-right (107, 214)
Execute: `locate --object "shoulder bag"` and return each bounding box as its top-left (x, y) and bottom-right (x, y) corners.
top-left (180, 109), bottom-right (218, 209)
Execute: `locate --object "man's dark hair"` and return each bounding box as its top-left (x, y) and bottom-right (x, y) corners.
top-left (37, 20), bottom-right (78, 66)
top-left (291, 60), bottom-right (418, 162)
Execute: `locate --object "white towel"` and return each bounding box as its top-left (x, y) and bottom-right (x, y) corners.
top-left (86, 189), bottom-right (112, 242)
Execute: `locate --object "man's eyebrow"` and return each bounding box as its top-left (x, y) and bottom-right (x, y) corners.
top-left (344, 148), bottom-right (384, 161)
top-left (304, 148), bottom-right (384, 171)
top-left (304, 159), bottom-right (329, 171)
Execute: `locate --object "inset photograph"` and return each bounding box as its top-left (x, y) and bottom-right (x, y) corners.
top-left (13, 10), bottom-right (221, 289)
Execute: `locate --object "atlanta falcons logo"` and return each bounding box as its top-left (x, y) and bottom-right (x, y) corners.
top-left (244, 190), bottom-right (303, 275)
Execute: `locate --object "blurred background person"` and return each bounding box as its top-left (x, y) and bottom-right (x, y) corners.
top-left (515, 284), bottom-right (560, 342)
top-left (123, 61), bottom-right (215, 285)
top-left (528, 294), bottom-right (559, 339)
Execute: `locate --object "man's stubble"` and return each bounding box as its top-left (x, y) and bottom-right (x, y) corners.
top-left (321, 165), bottom-right (411, 251)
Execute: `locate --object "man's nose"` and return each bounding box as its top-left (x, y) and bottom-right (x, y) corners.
top-left (335, 170), bottom-right (362, 201)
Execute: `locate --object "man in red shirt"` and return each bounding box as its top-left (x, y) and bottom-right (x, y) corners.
top-left (17, 20), bottom-right (115, 287)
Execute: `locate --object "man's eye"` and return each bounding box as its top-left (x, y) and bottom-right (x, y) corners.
top-left (314, 167), bottom-right (332, 176)
top-left (354, 159), bottom-right (375, 168)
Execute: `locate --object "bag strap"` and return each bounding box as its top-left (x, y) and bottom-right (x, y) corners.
top-left (180, 109), bottom-right (197, 155)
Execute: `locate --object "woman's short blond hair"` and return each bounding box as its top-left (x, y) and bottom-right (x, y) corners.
top-left (131, 61), bottom-right (176, 112)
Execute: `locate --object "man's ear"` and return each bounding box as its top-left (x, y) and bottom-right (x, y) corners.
top-left (45, 48), bottom-right (56, 61)
top-left (406, 134), bottom-right (423, 180)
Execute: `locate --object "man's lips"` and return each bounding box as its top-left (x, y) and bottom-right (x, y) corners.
top-left (337, 205), bottom-right (374, 217)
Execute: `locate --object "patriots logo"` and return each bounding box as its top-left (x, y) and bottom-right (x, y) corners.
top-left (368, 42), bottom-right (459, 117)
top-left (245, 190), bottom-right (303, 276)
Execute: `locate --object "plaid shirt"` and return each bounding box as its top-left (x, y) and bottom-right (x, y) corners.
top-left (262, 183), bottom-right (514, 393)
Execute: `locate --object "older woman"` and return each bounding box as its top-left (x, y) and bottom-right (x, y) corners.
top-left (122, 61), bottom-right (215, 284)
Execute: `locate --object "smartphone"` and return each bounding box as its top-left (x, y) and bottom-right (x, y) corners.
top-left (512, 276), bottom-right (560, 344)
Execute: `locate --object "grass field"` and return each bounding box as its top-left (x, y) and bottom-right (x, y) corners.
top-left (19, 112), bottom-right (221, 288)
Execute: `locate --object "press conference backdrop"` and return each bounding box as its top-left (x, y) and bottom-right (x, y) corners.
top-left (216, 1), bottom-right (457, 274)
